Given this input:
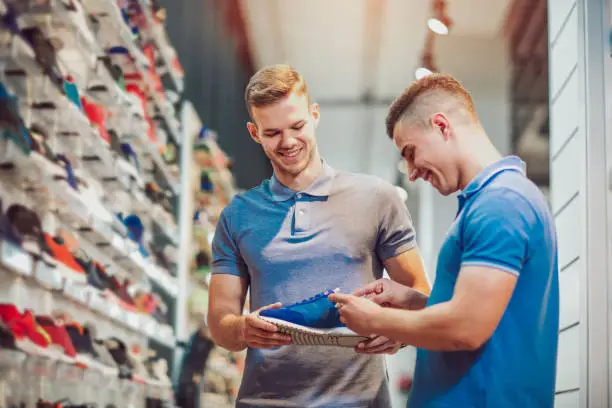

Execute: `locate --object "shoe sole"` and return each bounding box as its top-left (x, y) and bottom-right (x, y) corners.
top-left (260, 317), bottom-right (369, 348)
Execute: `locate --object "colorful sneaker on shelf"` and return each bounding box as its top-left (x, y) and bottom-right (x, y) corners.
top-left (63, 76), bottom-right (83, 111)
top-left (81, 97), bottom-right (110, 143)
top-left (43, 233), bottom-right (87, 283)
top-left (55, 154), bottom-right (79, 190)
top-left (0, 83), bottom-right (32, 155)
top-left (65, 323), bottom-right (118, 376)
top-left (20, 27), bottom-right (64, 92)
top-left (0, 319), bottom-right (18, 350)
top-left (0, 304), bottom-right (51, 354)
top-left (120, 143), bottom-right (140, 171)
top-left (259, 289), bottom-right (369, 348)
top-left (122, 214), bottom-right (149, 257)
top-left (35, 315), bottom-right (78, 363)
top-left (104, 337), bottom-right (133, 380)
top-left (5, 204), bottom-right (45, 260)
top-left (29, 124), bottom-right (57, 163)
top-left (0, 199), bottom-right (24, 249)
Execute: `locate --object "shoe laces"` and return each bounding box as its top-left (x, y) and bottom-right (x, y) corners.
top-left (292, 288), bottom-right (337, 306)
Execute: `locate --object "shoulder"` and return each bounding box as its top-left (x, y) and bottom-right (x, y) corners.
top-left (332, 170), bottom-right (399, 198)
top-left (466, 176), bottom-right (548, 232)
top-left (219, 181), bottom-right (269, 222)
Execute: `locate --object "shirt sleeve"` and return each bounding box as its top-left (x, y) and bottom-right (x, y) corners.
top-left (376, 182), bottom-right (418, 261)
top-left (461, 189), bottom-right (536, 276)
top-left (211, 204), bottom-right (249, 279)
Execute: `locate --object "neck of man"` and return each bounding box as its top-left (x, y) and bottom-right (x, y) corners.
top-left (457, 127), bottom-right (503, 191)
top-left (274, 150), bottom-right (323, 191)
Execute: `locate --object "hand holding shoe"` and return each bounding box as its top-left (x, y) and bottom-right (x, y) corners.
top-left (240, 303), bottom-right (292, 349)
top-left (355, 335), bottom-right (403, 355)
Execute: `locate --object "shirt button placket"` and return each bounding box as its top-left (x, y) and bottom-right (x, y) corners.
top-left (294, 193), bottom-right (308, 232)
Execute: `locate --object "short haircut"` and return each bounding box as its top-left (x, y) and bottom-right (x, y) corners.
top-left (245, 64), bottom-right (310, 118)
top-left (385, 73), bottom-right (477, 139)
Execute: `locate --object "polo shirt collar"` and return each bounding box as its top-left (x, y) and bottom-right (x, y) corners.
top-left (268, 160), bottom-right (336, 201)
top-left (459, 155), bottom-right (526, 201)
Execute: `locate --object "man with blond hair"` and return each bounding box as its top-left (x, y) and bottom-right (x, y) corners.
top-left (330, 73), bottom-right (559, 407)
top-left (207, 64), bottom-right (430, 407)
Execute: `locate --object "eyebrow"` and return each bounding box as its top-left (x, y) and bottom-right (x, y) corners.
top-left (263, 120), bottom-right (305, 133)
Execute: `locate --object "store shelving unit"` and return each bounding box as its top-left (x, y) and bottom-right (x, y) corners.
top-left (0, 1), bottom-right (192, 407)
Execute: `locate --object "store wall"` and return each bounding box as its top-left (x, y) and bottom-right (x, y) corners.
top-left (548, 0), bottom-right (583, 406)
top-left (161, 0), bottom-right (273, 190)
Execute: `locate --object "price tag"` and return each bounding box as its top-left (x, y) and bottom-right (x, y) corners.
top-left (1, 241), bottom-right (33, 276)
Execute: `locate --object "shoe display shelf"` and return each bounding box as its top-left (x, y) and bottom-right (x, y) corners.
top-left (169, 102), bottom-right (244, 406)
top-left (0, 1), bottom-right (190, 407)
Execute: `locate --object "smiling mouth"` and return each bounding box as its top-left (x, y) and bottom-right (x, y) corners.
top-left (279, 148), bottom-right (302, 158)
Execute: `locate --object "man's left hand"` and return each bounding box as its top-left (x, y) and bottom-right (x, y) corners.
top-left (328, 293), bottom-right (382, 336)
top-left (355, 335), bottom-right (402, 354)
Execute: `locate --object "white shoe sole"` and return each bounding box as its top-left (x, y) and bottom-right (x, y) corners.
top-left (260, 317), bottom-right (369, 348)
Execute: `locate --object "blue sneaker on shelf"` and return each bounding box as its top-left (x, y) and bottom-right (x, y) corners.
top-left (259, 289), bottom-right (368, 348)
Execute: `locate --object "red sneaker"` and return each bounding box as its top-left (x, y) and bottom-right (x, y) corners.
top-left (35, 315), bottom-right (78, 360)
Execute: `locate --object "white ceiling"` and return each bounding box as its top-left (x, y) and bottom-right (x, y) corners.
top-left (239, 0), bottom-right (513, 182)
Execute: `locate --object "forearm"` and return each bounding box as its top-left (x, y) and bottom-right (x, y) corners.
top-left (373, 302), bottom-right (477, 351)
top-left (388, 286), bottom-right (429, 310)
top-left (209, 312), bottom-right (247, 352)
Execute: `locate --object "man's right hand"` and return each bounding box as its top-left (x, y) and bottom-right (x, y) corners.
top-left (240, 303), bottom-right (293, 349)
top-left (354, 278), bottom-right (429, 310)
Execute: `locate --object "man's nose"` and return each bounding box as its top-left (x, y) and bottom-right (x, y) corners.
top-left (279, 132), bottom-right (298, 148)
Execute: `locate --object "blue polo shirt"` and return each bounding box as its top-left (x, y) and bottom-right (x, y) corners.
top-left (212, 160), bottom-right (417, 407)
top-left (409, 156), bottom-right (559, 408)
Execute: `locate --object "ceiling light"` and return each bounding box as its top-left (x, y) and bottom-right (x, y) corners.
top-left (427, 18), bottom-right (449, 35)
top-left (415, 67), bottom-right (433, 80)
top-left (428, 0), bottom-right (452, 35)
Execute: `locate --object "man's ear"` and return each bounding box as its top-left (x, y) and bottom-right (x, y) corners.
top-left (311, 103), bottom-right (320, 128)
top-left (247, 122), bottom-right (260, 144)
top-left (431, 113), bottom-right (451, 141)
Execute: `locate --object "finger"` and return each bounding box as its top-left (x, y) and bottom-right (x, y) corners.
top-left (249, 328), bottom-right (292, 343)
top-left (353, 280), bottom-right (384, 297)
top-left (358, 336), bottom-right (390, 349)
top-left (356, 343), bottom-right (400, 354)
top-left (352, 283), bottom-right (378, 297)
top-left (366, 293), bottom-right (392, 306)
top-left (328, 293), bottom-right (352, 303)
top-left (356, 340), bottom-right (400, 354)
top-left (249, 316), bottom-right (279, 332)
top-left (247, 337), bottom-right (292, 347)
top-left (248, 340), bottom-right (289, 349)
top-left (257, 302), bottom-right (282, 312)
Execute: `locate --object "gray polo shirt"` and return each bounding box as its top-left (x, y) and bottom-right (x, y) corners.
top-left (212, 160), bottom-right (416, 408)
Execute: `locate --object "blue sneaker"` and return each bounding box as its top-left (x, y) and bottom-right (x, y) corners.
top-left (259, 289), bottom-right (368, 348)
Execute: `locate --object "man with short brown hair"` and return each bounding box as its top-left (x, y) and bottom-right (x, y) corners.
top-left (207, 64), bottom-right (430, 407)
top-left (330, 73), bottom-right (559, 407)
